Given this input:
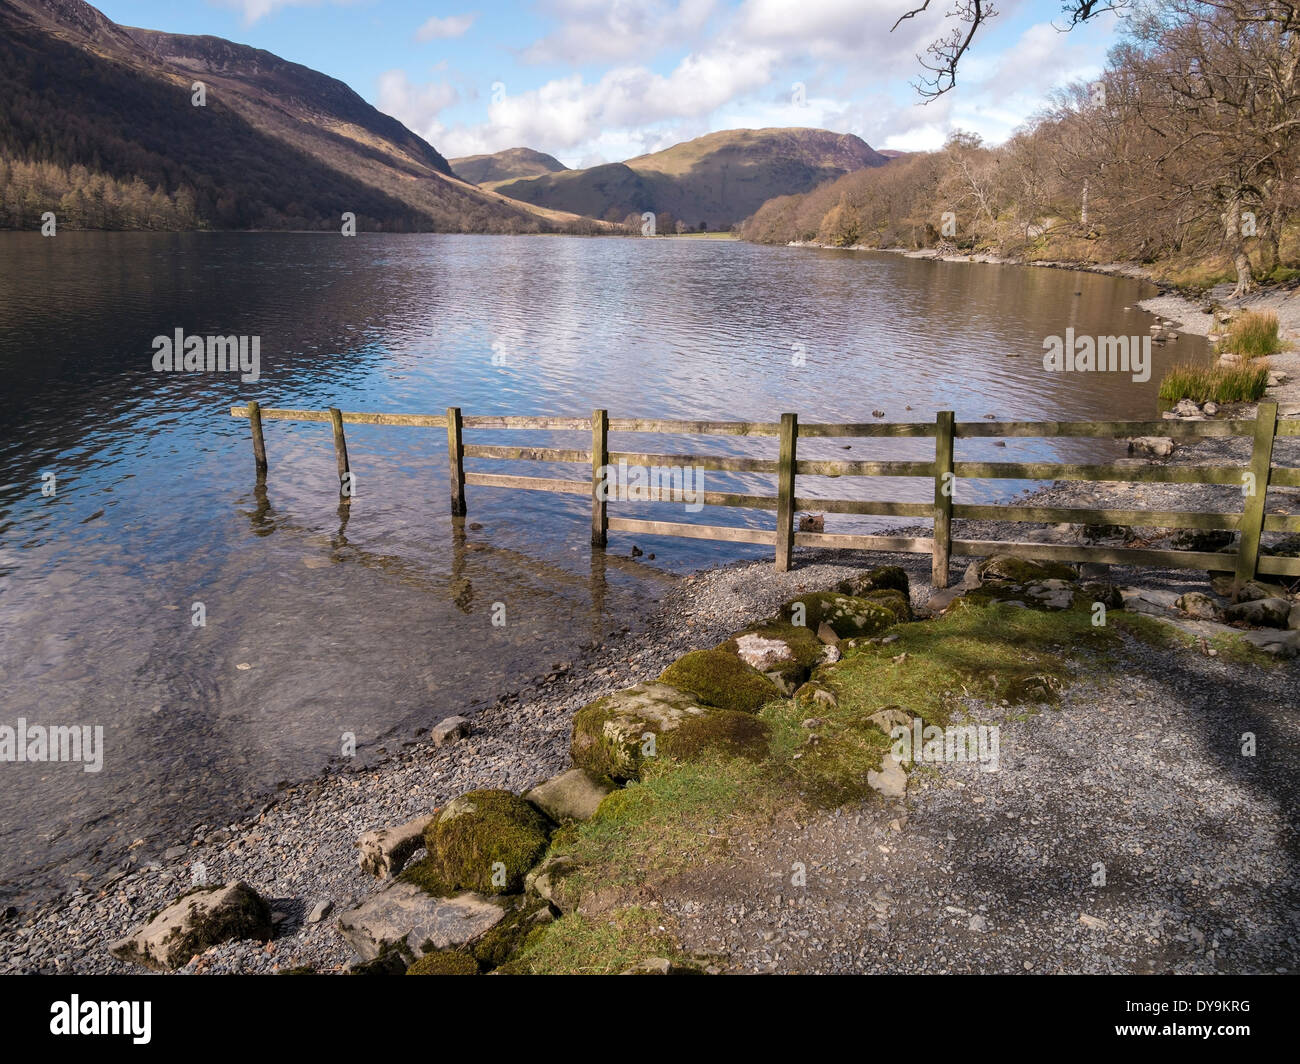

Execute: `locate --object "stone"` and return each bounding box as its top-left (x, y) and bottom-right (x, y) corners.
top-left (163, 845), bottom-right (189, 861)
top-left (866, 706), bottom-right (912, 735)
top-left (306, 899), bottom-right (333, 924)
top-left (837, 565), bottom-right (910, 597)
top-left (1238, 628), bottom-right (1300, 658)
top-left (525, 855), bottom-right (579, 911)
top-left (867, 756), bottom-right (907, 799)
top-left (569, 683), bottom-right (714, 780)
top-left (1176, 592), bottom-right (1222, 621)
top-left (720, 622), bottom-right (827, 694)
top-left (1224, 597), bottom-right (1292, 628)
top-left (109, 882), bottom-right (272, 971)
top-left (1290, 604), bottom-right (1300, 631)
top-left (431, 716), bottom-right (471, 747)
top-left (358, 814), bottom-right (435, 879)
top-left (1173, 399), bottom-right (1202, 417)
top-left (524, 768), bottom-right (613, 824)
top-left (975, 554), bottom-right (1076, 585)
top-left (1127, 436), bottom-right (1175, 458)
top-left (780, 592), bottom-right (899, 639)
top-left (336, 882), bottom-right (504, 962)
top-left (415, 790), bottom-right (552, 895)
top-left (659, 648), bottom-right (783, 712)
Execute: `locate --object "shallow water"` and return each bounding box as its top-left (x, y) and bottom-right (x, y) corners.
top-left (0, 232), bottom-right (1207, 905)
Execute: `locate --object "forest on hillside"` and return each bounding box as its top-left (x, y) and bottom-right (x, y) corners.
top-left (742, 0), bottom-right (1300, 296)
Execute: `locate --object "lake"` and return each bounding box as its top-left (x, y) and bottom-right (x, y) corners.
top-left (0, 232), bottom-right (1206, 906)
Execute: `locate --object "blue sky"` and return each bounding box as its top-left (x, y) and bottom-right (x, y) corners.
top-left (93, 1), bottom-right (1123, 165)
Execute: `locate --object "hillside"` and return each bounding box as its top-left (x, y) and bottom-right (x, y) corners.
top-left (0, 0), bottom-right (599, 232)
top-left (494, 127), bottom-right (888, 229)
top-left (451, 147), bottom-right (568, 188)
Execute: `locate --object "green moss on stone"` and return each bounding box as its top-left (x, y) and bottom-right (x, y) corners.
top-left (837, 565), bottom-right (910, 597)
top-left (779, 592), bottom-right (898, 638)
top-left (976, 554), bottom-right (1077, 584)
top-left (859, 588), bottom-right (912, 623)
top-left (658, 648), bottom-right (782, 712)
top-left (417, 790), bottom-right (552, 895)
top-left (406, 950), bottom-right (480, 975)
top-left (658, 709), bottom-right (771, 763)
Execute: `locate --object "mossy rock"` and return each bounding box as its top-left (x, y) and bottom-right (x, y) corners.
top-left (470, 899), bottom-right (555, 970)
top-left (779, 592), bottom-right (898, 639)
top-left (859, 588), bottom-right (912, 623)
top-left (1262, 534), bottom-right (1300, 558)
top-left (975, 554), bottom-right (1077, 584)
top-left (349, 949), bottom-right (409, 975)
top-left (658, 709), bottom-right (771, 763)
top-left (570, 683), bottom-right (712, 781)
top-left (837, 565), bottom-right (910, 597)
top-left (406, 950), bottom-right (480, 975)
top-left (719, 621), bottom-right (827, 693)
top-left (658, 648), bottom-right (782, 713)
top-left (418, 790), bottom-right (552, 895)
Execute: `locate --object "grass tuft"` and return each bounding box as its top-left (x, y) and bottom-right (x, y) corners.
top-left (1218, 310), bottom-right (1284, 358)
top-left (1157, 361), bottom-right (1270, 403)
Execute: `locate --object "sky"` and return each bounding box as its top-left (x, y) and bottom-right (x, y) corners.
top-left (93, 0), bottom-right (1124, 165)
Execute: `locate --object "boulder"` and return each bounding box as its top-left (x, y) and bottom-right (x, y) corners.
top-left (431, 716), bottom-right (471, 747)
top-left (837, 565), bottom-right (910, 597)
top-left (358, 814), bottom-right (435, 879)
top-left (659, 648), bottom-right (782, 712)
top-left (415, 790), bottom-right (552, 895)
top-left (859, 588), bottom-right (913, 623)
top-left (336, 882), bottom-right (505, 962)
top-left (570, 683), bottom-right (712, 781)
top-left (1173, 398), bottom-right (1202, 418)
top-left (1175, 592), bottom-right (1222, 621)
top-left (780, 592), bottom-right (899, 639)
top-left (975, 554), bottom-right (1077, 585)
top-left (524, 769), bottom-right (613, 824)
top-left (1224, 597), bottom-right (1292, 628)
top-left (1238, 628), bottom-right (1300, 658)
top-left (1127, 437), bottom-right (1175, 458)
top-left (109, 882), bottom-right (272, 971)
top-left (1211, 576), bottom-right (1288, 601)
top-left (720, 621), bottom-right (826, 693)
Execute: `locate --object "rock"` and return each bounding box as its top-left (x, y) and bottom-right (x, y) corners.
top-left (306, 899), bottom-right (333, 924)
top-left (620, 956), bottom-right (704, 974)
top-left (1176, 592), bottom-right (1222, 621)
top-left (797, 513), bottom-right (824, 532)
top-left (1268, 371), bottom-right (1290, 387)
top-left (659, 648), bottom-right (783, 712)
top-left (336, 882), bottom-right (505, 963)
top-left (1238, 628), bottom-right (1300, 658)
top-left (1290, 604), bottom-right (1300, 631)
top-left (570, 683), bottom-right (711, 780)
top-left (867, 756), bottom-right (907, 799)
top-left (858, 588), bottom-right (913, 623)
top-left (524, 768), bottom-right (613, 824)
top-left (431, 716), bottom-right (471, 747)
top-left (816, 621), bottom-right (839, 645)
top-left (1224, 597), bottom-right (1292, 628)
top-left (866, 706), bottom-right (912, 736)
top-left (410, 790), bottom-right (552, 895)
top-left (780, 592), bottom-right (899, 639)
top-left (109, 882), bottom-right (272, 971)
top-left (1127, 436), bottom-right (1175, 458)
top-left (1202, 402), bottom-right (1219, 416)
top-left (968, 914), bottom-right (988, 933)
top-left (1173, 398), bottom-right (1202, 417)
top-left (836, 565), bottom-right (910, 597)
top-left (163, 845), bottom-right (189, 861)
top-left (975, 554), bottom-right (1076, 585)
top-left (721, 621), bottom-right (827, 694)
top-left (525, 855), bottom-right (579, 911)
top-left (358, 814), bottom-right (436, 879)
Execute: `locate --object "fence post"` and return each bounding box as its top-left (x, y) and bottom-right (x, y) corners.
top-left (1235, 399), bottom-right (1278, 594)
top-left (591, 408), bottom-right (608, 547)
top-left (328, 406), bottom-right (351, 500)
top-left (775, 412), bottom-right (798, 572)
top-left (247, 400), bottom-right (268, 478)
top-left (933, 410), bottom-right (955, 588)
top-left (446, 406), bottom-right (466, 516)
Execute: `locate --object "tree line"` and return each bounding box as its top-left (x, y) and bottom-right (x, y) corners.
top-left (745, 1), bottom-right (1300, 296)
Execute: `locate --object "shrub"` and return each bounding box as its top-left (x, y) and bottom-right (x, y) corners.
top-left (1218, 310), bottom-right (1283, 358)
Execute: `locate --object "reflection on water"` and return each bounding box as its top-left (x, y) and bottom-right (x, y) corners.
top-left (0, 233), bottom-right (1207, 905)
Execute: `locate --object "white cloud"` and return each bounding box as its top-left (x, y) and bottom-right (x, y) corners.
top-left (376, 70), bottom-right (461, 143)
top-left (416, 13), bottom-right (478, 41)
top-left (522, 0), bottom-right (718, 64)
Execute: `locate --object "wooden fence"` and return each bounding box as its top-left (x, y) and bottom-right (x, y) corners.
top-left (230, 401), bottom-right (1300, 589)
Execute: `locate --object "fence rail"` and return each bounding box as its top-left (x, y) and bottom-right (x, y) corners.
top-left (230, 401), bottom-right (1300, 589)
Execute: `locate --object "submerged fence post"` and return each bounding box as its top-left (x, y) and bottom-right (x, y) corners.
top-left (591, 408), bottom-right (608, 547)
top-left (932, 410), bottom-right (956, 589)
top-left (329, 406), bottom-right (351, 500)
top-left (447, 406), bottom-right (466, 516)
top-left (247, 399), bottom-right (268, 478)
top-left (775, 412), bottom-right (797, 572)
top-left (1236, 399), bottom-right (1278, 594)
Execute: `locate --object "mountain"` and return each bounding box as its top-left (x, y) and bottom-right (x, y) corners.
top-left (492, 128), bottom-right (889, 229)
top-left (451, 147), bottom-right (568, 188)
top-left (0, 0), bottom-right (600, 232)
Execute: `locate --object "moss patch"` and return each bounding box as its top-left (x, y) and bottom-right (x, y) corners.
top-left (495, 906), bottom-right (684, 976)
top-left (406, 950), bottom-right (480, 975)
top-left (569, 683), bottom-right (712, 781)
top-left (415, 790), bottom-right (552, 895)
top-left (779, 592), bottom-right (898, 638)
top-left (659, 648), bottom-right (783, 712)
top-left (658, 709), bottom-right (771, 763)
top-left (837, 565), bottom-right (910, 597)
top-left (975, 555), bottom-right (1077, 584)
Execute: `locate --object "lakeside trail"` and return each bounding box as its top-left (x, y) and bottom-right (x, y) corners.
top-left (3, 416), bottom-right (1297, 972)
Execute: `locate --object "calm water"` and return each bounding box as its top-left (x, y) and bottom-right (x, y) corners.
top-left (0, 233), bottom-right (1206, 905)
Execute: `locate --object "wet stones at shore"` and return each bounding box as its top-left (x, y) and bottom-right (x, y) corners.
top-left (524, 768), bottom-right (613, 823)
top-left (109, 882), bottom-right (272, 971)
top-left (431, 716), bottom-right (471, 748)
top-left (358, 813), bottom-right (435, 879)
